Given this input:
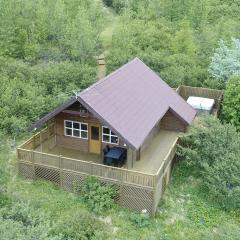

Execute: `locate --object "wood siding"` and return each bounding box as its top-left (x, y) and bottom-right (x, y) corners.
top-left (55, 112), bottom-right (127, 154)
top-left (160, 110), bottom-right (186, 132)
top-left (55, 112), bottom-right (98, 152)
top-left (140, 120), bottom-right (161, 153)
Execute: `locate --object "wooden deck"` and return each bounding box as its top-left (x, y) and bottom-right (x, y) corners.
top-left (35, 130), bottom-right (178, 175)
top-left (35, 143), bottom-right (102, 164)
top-left (134, 130), bottom-right (179, 174)
top-left (17, 124), bottom-right (179, 215)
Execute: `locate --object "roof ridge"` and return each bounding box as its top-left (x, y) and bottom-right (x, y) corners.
top-left (80, 57), bottom-right (140, 95)
top-left (138, 59), bottom-right (196, 112)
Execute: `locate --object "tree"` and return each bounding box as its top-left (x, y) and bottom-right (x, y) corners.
top-left (223, 76), bottom-right (240, 130)
top-left (178, 117), bottom-right (240, 210)
top-left (209, 38), bottom-right (240, 81)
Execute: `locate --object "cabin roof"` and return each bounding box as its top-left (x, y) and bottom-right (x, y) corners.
top-left (30, 58), bottom-right (196, 150)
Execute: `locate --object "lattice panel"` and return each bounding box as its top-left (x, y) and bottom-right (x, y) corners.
top-left (118, 184), bottom-right (154, 214)
top-left (153, 177), bottom-right (163, 211)
top-left (35, 166), bottom-right (60, 184)
top-left (19, 162), bottom-right (34, 179)
top-left (99, 179), bottom-right (121, 202)
top-left (62, 171), bottom-right (86, 191)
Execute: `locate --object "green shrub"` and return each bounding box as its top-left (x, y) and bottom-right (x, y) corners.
top-left (223, 76), bottom-right (240, 130)
top-left (79, 176), bottom-right (118, 213)
top-left (129, 211), bottom-right (151, 227)
top-left (1, 201), bottom-right (47, 227)
top-left (51, 210), bottom-right (109, 240)
top-left (0, 201), bottom-right (60, 240)
top-left (0, 193), bottom-right (11, 208)
top-left (178, 117), bottom-right (240, 210)
top-left (102, 0), bottom-right (113, 7)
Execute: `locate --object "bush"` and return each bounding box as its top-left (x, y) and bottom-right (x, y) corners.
top-left (79, 176), bottom-right (118, 213)
top-left (129, 211), bottom-right (151, 227)
top-left (0, 201), bottom-right (60, 240)
top-left (51, 210), bottom-right (109, 240)
top-left (178, 116), bottom-right (240, 210)
top-left (223, 76), bottom-right (240, 130)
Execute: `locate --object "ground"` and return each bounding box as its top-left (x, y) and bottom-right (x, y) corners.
top-left (1, 137), bottom-right (239, 240)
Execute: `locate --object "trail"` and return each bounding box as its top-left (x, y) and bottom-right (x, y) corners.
top-left (97, 4), bottom-right (119, 80)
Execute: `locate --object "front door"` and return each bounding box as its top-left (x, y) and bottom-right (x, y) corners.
top-left (89, 124), bottom-right (101, 154)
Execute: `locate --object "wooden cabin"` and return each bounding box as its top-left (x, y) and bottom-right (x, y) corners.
top-left (18, 58), bottom-right (197, 214)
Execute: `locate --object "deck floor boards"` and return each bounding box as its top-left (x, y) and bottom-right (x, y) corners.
top-left (35, 130), bottom-right (179, 174)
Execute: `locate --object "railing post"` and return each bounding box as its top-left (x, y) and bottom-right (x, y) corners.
top-left (59, 155), bottom-right (63, 187)
top-left (16, 148), bottom-right (20, 176)
top-left (33, 135), bottom-right (35, 149)
top-left (32, 150), bottom-right (36, 180)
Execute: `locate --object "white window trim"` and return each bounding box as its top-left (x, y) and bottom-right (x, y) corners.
top-left (102, 126), bottom-right (119, 145)
top-left (64, 120), bottom-right (88, 140)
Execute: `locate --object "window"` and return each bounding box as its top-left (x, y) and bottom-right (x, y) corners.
top-left (102, 126), bottom-right (119, 144)
top-left (64, 120), bottom-right (88, 139)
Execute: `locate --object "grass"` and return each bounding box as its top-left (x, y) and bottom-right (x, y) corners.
top-left (1, 137), bottom-right (240, 239)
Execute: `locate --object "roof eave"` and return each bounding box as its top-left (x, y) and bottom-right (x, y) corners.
top-left (77, 96), bottom-right (137, 150)
top-left (28, 97), bottom-right (77, 131)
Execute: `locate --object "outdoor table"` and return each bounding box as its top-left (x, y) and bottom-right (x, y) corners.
top-left (104, 147), bottom-right (127, 167)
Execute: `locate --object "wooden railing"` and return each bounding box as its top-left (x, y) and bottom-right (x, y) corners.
top-left (176, 85), bottom-right (224, 117)
top-left (155, 138), bottom-right (179, 186)
top-left (17, 147), bottom-right (156, 187)
top-left (17, 123), bottom-right (178, 188)
top-left (18, 124), bottom-right (55, 150)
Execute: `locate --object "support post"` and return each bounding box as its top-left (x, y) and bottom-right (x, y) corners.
top-left (59, 155), bottom-right (63, 186)
top-left (40, 130), bottom-right (43, 152)
top-left (47, 121), bottom-right (50, 151)
top-left (32, 150), bottom-right (36, 180)
top-left (127, 148), bottom-right (133, 169)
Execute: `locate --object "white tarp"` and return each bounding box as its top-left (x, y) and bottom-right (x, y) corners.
top-left (187, 96), bottom-right (215, 111)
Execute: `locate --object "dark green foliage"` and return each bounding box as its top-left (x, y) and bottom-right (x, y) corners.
top-left (106, 0), bottom-right (240, 88)
top-left (129, 211), bottom-right (150, 227)
top-left (51, 210), bottom-right (109, 240)
top-left (0, 0), bottom-right (105, 62)
top-left (178, 117), bottom-right (240, 210)
top-left (79, 176), bottom-right (118, 213)
top-left (223, 76), bottom-right (240, 130)
top-left (0, 201), bottom-right (59, 240)
top-left (0, 0), bottom-right (103, 135)
top-left (103, 0), bottom-right (113, 7)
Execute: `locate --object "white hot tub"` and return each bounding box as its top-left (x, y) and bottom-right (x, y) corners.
top-left (187, 96), bottom-right (215, 115)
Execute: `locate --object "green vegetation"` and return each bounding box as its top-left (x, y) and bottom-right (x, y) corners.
top-left (129, 211), bottom-right (151, 227)
top-left (0, 138), bottom-right (239, 239)
top-left (1, 0), bottom-right (240, 239)
top-left (0, 0), bottom-right (105, 134)
top-left (223, 76), bottom-right (240, 130)
top-left (77, 176), bottom-right (119, 214)
top-left (209, 39), bottom-right (240, 82)
top-left (1, 0), bottom-right (240, 134)
top-left (178, 117), bottom-right (240, 210)
top-left (104, 0), bottom-right (240, 89)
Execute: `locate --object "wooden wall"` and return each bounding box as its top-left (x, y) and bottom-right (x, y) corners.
top-left (140, 120), bottom-right (161, 153)
top-left (55, 112), bottom-right (127, 154)
top-left (160, 110), bottom-right (187, 132)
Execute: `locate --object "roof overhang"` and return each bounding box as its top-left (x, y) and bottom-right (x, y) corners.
top-left (28, 97), bottom-right (77, 131)
top-left (28, 96), bottom-right (137, 150)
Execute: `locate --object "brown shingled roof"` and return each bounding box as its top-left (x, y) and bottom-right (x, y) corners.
top-left (78, 57), bottom-right (196, 149)
top-left (30, 58), bottom-right (196, 150)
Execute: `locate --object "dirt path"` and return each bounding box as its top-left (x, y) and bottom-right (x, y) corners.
top-left (97, 5), bottom-right (118, 79)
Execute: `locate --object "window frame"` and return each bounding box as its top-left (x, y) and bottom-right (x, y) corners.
top-left (64, 120), bottom-right (88, 140)
top-left (102, 126), bottom-right (119, 145)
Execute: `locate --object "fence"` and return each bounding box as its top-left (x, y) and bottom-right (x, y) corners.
top-left (176, 85), bottom-right (224, 116)
top-left (17, 124), bottom-right (178, 215)
top-left (17, 148), bottom-right (156, 188)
